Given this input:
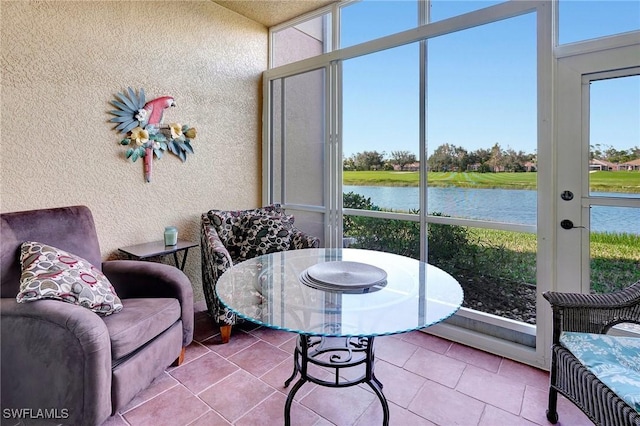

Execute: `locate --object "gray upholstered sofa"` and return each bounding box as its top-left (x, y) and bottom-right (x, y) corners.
top-left (201, 204), bottom-right (319, 343)
top-left (1, 206), bottom-right (194, 425)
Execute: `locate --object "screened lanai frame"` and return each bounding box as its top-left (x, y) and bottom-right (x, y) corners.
top-left (262, 0), bottom-right (554, 367)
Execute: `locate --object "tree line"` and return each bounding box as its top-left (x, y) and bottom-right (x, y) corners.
top-left (590, 144), bottom-right (640, 164)
top-left (344, 143), bottom-right (640, 172)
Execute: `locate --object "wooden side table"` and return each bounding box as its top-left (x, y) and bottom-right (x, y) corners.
top-left (118, 240), bottom-right (198, 271)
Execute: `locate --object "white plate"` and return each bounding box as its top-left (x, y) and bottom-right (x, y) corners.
top-left (301, 261), bottom-right (387, 290)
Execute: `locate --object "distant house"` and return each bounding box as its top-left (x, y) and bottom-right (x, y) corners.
top-left (467, 163), bottom-right (481, 172)
top-left (619, 158), bottom-right (640, 171)
top-left (524, 161), bottom-right (537, 172)
top-left (589, 159), bottom-right (618, 171)
top-left (405, 162), bottom-right (420, 171)
top-left (393, 162), bottom-right (420, 171)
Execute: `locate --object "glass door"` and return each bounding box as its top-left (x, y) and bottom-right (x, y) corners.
top-left (555, 44), bottom-right (640, 301)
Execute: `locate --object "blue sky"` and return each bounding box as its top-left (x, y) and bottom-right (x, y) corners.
top-left (340, 0), bottom-right (640, 158)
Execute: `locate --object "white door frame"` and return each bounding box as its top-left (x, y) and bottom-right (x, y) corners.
top-left (544, 35), bottom-right (640, 364)
top-left (555, 38), bottom-right (640, 295)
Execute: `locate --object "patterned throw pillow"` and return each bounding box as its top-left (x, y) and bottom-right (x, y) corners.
top-left (207, 205), bottom-right (286, 260)
top-left (238, 214), bottom-right (293, 260)
top-left (16, 241), bottom-right (123, 316)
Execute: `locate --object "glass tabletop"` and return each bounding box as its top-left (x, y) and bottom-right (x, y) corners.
top-left (215, 248), bottom-right (464, 337)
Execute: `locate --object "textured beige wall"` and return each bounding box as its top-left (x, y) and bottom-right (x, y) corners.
top-left (1, 1), bottom-right (268, 301)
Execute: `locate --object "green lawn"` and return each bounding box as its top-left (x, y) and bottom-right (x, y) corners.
top-left (588, 170), bottom-right (640, 193)
top-left (343, 170), bottom-right (640, 192)
top-left (469, 228), bottom-right (640, 292)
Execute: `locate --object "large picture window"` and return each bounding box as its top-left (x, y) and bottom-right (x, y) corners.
top-left (264, 0), bottom-right (639, 367)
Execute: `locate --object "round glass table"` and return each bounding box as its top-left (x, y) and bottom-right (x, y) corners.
top-left (216, 248), bottom-right (463, 425)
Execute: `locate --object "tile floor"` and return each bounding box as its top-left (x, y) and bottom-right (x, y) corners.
top-left (102, 302), bottom-right (592, 426)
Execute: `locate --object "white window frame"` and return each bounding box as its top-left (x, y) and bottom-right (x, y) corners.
top-left (264, 0), bottom-right (556, 368)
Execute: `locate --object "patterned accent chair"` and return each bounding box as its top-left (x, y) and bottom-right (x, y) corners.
top-left (543, 281), bottom-right (640, 426)
top-left (201, 204), bottom-right (320, 343)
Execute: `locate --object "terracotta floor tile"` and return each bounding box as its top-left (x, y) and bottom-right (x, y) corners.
top-left (228, 340), bottom-right (291, 377)
top-left (235, 320), bottom-right (262, 332)
top-left (193, 313), bottom-right (219, 342)
top-left (123, 385), bottom-right (209, 426)
top-left (235, 392), bottom-right (320, 426)
top-left (198, 370), bottom-right (276, 423)
top-left (355, 400), bottom-right (437, 426)
top-left (279, 335), bottom-right (299, 353)
top-left (187, 410), bottom-right (231, 426)
top-left (312, 418), bottom-right (336, 426)
top-left (259, 358), bottom-right (326, 402)
top-left (404, 347), bottom-right (467, 388)
top-left (100, 414), bottom-right (128, 426)
top-left (479, 405), bottom-right (538, 426)
top-left (300, 383), bottom-right (377, 426)
top-left (499, 358), bottom-right (550, 391)
top-left (400, 331), bottom-right (453, 354)
top-left (167, 341), bottom-right (211, 373)
top-left (336, 359), bottom-right (367, 383)
top-left (519, 385), bottom-right (553, 425)
top-left (202, 330), bottom-right (260, 358)
top-left (106, 307), bottom-right (589, 426)
top-left (374, 335), bottom-right (419, 367)
top-left (369, 360), bottom-right (426, 408)
top-left (120, 371), bottom-right (179, 412)
top-left (249, 326), bottom-right (297, 347)
top-left (170, 352), bottom-right (239, 394)
top-left (456, 365), bottom-right (526, 415)
top-left (408, 379), bottom-right (486, 425)
top-left (446, 342), bottom-right (502, 372)
top-left (520, 385), bottom-right (593, 426)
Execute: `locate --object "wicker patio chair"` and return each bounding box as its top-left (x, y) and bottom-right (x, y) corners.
top-left (543, 281), bottom-right (640, 426)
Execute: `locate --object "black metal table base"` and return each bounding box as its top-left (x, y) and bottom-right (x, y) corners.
top-left (283, 335), bottom-right (389, 426)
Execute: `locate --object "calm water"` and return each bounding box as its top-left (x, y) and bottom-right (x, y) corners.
top-left (344, 185), bottom-right (640, 234)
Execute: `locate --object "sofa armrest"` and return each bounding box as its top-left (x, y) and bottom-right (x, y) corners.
top-left (102, 260), bottom-right (194, 347)
top-left (1, 299), bottom-right (112, 425)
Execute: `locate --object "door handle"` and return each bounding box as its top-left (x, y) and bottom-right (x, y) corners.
top-left (561, 219), bottom-right (574, 229)
top-left (561, 219), bottom-right (587, 230)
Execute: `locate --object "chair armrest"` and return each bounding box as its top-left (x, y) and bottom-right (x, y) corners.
top-left (543, 281), bottom-right (640, 340)
top-left (102, 260), bottom-right (194, 346)
top-left (543, 281), bottom-right (640, 309)
top-left (201, 220), bottom-right (234, 323)
top-left (200, 222), bottom-right (233, 283)
top-left (1, 299), bottom-right (112, 425)
top-left (291, 228), bottom-right (320, 249)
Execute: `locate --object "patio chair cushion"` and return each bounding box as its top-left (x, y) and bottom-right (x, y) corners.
top-left (238, 214), bottom-right (294, 260)
top-left (16, 241), bottom-right (123, 316)
top-left (560, 331), bottom-right (640, 412)
top-left (102, 298), bottom-right (181, 360)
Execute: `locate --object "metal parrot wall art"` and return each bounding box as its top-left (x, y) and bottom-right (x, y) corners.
top-left (109, 88), bottom-right (196, 183)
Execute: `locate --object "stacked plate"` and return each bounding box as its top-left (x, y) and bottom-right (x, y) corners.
top-left (299, 261), bottom-right (387, 293)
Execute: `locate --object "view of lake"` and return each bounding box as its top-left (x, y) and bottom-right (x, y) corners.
top-left (344, 185), bottom-right (640, 235)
